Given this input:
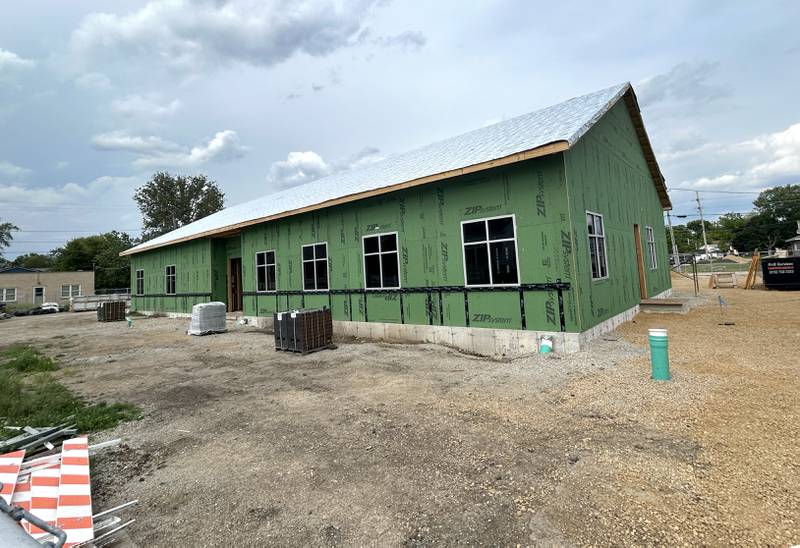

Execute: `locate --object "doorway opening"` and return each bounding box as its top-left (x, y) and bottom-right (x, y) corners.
top-left (633, 224), bottom-right (647, 300)
top-left (228, 257), bottom-right (243, 312)
top-left (33, 286), bottom-right (45, 305)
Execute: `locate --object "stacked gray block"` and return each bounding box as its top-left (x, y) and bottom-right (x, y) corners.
top-left (187, 302), bottom-right (227, 336)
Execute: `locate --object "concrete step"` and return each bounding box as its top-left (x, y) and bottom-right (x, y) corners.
top-left (639, 298), bottom-right (689, 314)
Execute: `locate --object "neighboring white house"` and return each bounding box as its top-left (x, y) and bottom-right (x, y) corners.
top-left (694, 244), bottom-right (725, 261)
top-left (786, 221), bottom-right (800, 257)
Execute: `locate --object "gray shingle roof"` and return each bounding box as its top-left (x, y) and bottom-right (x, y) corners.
top-left (125, 82), bottom-right (645, 255)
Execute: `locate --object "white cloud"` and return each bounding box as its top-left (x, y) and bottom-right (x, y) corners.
top-left (0, 175), bottom-right (139, 207)
top-left (92, 131), bottom-right (182, 154)
top-left (74, 72), bottom-right (113, 90)
top-left (267, 151), bottom-right (331, 188)
top-left (112, 94), bottom-right (182, 118)
top-left (638, 61), bottom-right (729, 108)
top-left (671, 122), bottom-right (800, 192)
top-left (92, 129), bottom-right (247, 167)
top-left (372, 30), bottom-right (427, 51)
top-left (266, 146), bottom-right (383, 189)
top-left (67, 0), bottom-right (379, 75)
top-left (0, 160), bottom-right (32, 179)
top-left (131, 130), bottom-right (249, 168)
top-left (0, 48), bottom-right (35, 71)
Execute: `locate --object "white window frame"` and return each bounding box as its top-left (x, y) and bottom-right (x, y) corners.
top-left (255, 250), bottom-right (277, 293)
top-left (165, 264), bottom-right (176, 295)
top-left (362, 231), bottom-right (401, 290)
top-left (301, 242), bottom-right (329, 292)
top-left (460, 214), bottom-right (521, 288)
top-left (61, 284), bottom-right (82, 298)
top-left (586, 210), bottom-right (609, 281)
top-left (135, 269), bottom-right (144, 296)
top-left (646, 226), bottom-right (657, 270)
top-left (0, 288), bottom-right (17, 302)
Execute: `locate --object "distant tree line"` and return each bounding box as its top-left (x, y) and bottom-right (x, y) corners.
top-left (667, 184), bottom-right (800, 255)
top-left (0, 172), bottom-right (225, 289)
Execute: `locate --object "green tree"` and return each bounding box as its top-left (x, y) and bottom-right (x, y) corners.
top-left (52, 232), bottom-right (135, 289)
top-left (752, 184), bottom-right (800, 244)
top-left (0, 218), bottom-right (18, 262)
top-left (665, 224), bottom-right (696, 253)
top-left (711, 213), bottom-right (748, 252)
top-left (11, 253), bottom-right (54, 269)
top-left (685, 220), bottom-right (713, 246)
top-left (134, 172), bottom-right (225, 241)
top-left (731, 214), bottom-right (783, 253)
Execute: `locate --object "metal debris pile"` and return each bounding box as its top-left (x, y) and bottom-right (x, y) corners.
top-left (0, 423), bottom-right (137, 547)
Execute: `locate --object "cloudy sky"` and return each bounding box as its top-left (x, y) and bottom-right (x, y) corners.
top-left (1, 0), bottom-right (799, 257)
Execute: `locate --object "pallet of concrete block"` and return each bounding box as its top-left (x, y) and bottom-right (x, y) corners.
top-left (188, 301), bottom-right (227, 336)
top-left (96, 301), bottom-right (127, 322)
top-left (274, 308), bottom-right (333, 354)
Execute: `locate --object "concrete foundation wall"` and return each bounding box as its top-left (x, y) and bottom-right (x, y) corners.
top-left (142, 291), bottom-right (653, 356)
top-left (241, 303), bottom-right (648, 356)
top-left (71, 293), bottom-right (131, 312)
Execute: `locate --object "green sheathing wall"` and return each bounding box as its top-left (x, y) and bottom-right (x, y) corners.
top-left (130, 239), bottom-right (213, 313)
top-left (209, 236), bottom-right (242, 303)
top-left (240, 155), bottom-right (580, 331)
top-left (210, 239), bottom-right (228, 303)
top-left (564, 101), bottom-right (671, 330)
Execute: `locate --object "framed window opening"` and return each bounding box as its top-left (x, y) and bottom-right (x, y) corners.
top-left (135, 269), bottom-right (144, 296)
top-left (460, 214), bottom-right (520, 287)
top-left (0, 288), bottom-right (16, 302)
top-left (61, 284), bottom-right (82, 298)
top-left (586, 211), bottom-right (609, 280)
top-left (165, 265), bottom-right (176, 295)
top-left (645, 226), bottom-right (657, 270)
top-left (302, 242), bottom-right (328, 291)
top-left (363, 232), bottom-right (401, 289)
top-left (255, 250), bottom-right (277, 292)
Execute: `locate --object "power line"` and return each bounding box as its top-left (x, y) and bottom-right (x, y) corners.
top-left (669, 188), bottom-right (762, 195)
top-left (0, 205), bottom-right (135, 211)
top-left (13, 229), bottom-right (143, 233)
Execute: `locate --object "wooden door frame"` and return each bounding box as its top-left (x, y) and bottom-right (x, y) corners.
top-left (227, 257), bottom-right (243, 312)
top-left (633, 224), bottom-right (648, 300)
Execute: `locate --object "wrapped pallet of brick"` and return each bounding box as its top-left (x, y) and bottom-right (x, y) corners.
top-left (187, 302), bottom-right (227, 336)
top-left (274, 308), bottom-right (333, 354)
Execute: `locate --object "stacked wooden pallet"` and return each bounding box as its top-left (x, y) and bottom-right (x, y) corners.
top-left (709, 272), bottom-right (738, 289)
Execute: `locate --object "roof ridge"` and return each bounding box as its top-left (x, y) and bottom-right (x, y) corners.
top-left (124, 82), bottom-right (644, 255)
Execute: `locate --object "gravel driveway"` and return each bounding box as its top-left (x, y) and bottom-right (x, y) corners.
top-left (0, 275), bottom-right (796, 546)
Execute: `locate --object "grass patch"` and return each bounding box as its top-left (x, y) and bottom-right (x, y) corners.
top-left (0, 347), bottom-right (141, 438)
top-left (1, 345), bottom-right (58, 373)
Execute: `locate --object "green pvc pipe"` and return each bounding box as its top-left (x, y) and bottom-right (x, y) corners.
top-left (648, 328), bottom-right (671, 381)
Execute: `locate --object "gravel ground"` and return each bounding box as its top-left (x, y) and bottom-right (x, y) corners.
top-left (0, 274), bottom-right (797, 546)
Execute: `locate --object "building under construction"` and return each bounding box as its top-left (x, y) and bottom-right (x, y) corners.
top-left (121, 82), bottom-right (672, 353)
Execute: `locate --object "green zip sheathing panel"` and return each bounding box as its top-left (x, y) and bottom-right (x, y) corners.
top-left (239, 155), bottom-right (579, 332)
top-left (130, 238), bottom-right (212, 313)
top-left (129, 101), bottom-right (669, 334)
top-left (563, 100), bottom-right (671, 331)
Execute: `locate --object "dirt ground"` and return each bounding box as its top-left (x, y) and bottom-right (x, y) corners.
top-left (1, 274), bottom-right (797, 546)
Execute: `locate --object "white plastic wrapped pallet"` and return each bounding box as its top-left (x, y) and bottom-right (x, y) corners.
top-left (187, 302), bottom-right (227, 336)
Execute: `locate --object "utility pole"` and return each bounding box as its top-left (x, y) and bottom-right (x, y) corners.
top-left (695, 191), bottom-right (712, 270)
top-left (666, 211), bottom-right (681, 272)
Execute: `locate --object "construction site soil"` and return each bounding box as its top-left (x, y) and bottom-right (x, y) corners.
top-left (1, 275), bottom-right (797, 546)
